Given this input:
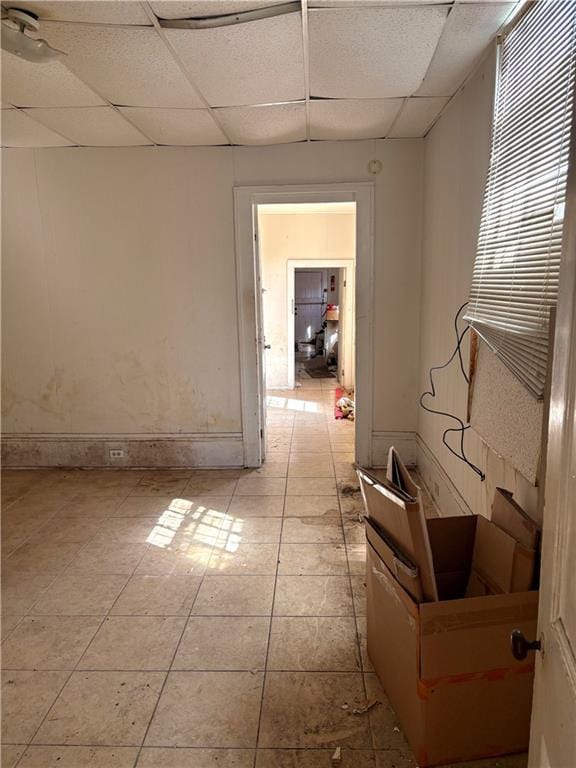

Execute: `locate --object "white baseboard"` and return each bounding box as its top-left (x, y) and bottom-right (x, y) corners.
top-left (371, 431), bottom-right (417, 468)
top-left (1, 433), bottom-right (244, 468)
top-left (415, 434), bottom-right (472, 517)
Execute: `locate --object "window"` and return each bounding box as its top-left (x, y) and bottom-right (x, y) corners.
top-left (465, 0), bottom-right (576, 399)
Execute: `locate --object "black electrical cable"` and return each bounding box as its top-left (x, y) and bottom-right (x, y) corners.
top-left (419, 302), bottom-right (485, 481)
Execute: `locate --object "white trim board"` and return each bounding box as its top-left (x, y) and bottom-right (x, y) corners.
top-left (286, 258), bottom-right (355, 391)
top-left (1, 433), bottom-right (243, 468)
top-left (234, 182), bottom-right (375, 468)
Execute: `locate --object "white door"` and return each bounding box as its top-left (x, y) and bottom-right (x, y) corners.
top-left (527, 131), bottom-right (576, 767)
top-left (295, 270), bottom-right (325, 344)
top-left (254, 216), bottom-right (267, 462)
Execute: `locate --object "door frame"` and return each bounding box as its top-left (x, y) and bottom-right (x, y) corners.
top-left (233, 182), bottom-right (374, 468)
top-left (287, 259), bottom-right (355, 390)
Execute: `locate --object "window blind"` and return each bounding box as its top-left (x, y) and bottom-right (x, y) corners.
top-left (465, 0), bottom-right (576, 399)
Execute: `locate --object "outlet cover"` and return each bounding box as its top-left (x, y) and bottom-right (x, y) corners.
top-left (109, 449), bottom-right (125, 459)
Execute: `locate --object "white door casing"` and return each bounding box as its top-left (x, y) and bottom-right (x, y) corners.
top-left (528, 100), bottom-right (576, 768)
top-left (233, 183), bottom-right (374, 468)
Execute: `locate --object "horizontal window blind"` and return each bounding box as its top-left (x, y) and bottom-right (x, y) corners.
top-left (465, 0), bottom-right (576, 399)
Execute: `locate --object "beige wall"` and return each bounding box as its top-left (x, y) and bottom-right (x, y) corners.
top-left (1, 138), bottom-right (423, 465)
top-left (418, 47), bottom-right (539, 520)
top-left (258, 209), bottom-right (355, 389)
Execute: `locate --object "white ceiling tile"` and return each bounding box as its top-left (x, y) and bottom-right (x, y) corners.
top-left (388, 96), bottom-right (449, 137)
top-left (150, 1), bottom-right (289, 18)
top-left (3, 1), bottom-right (152, 25)
top-left (216, 102), bottom-right (306, 145)
top-left (1, 109), bottom-right (73, 147)
top-left (310, 1), bottom-right (445, 5)
top-left (119, 107), bottom-right (228, 144)
top-left (1, 52), bottom-right (105, 107)
top-left (23, 107), bottom-right (151, 146)
top-left (166, 12), bottom-right (305, 107)
top-left (45, 24), bottom-right (205, 107)
top-left (310, 98), bottom-right (403, 140)
top-left (309, 6), bottom-right (449, 99)
top-left (417, 3), bottom-right (515, 96)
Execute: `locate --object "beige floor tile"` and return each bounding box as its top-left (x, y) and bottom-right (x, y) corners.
top-left (188, 470), bottom-right (243, 480)
top-left (2, 670), bottom-right (69, 744)
top-left (343, 520), bottom-right (365, 545)
top-left (208, 542), bottom-right (279, 575)
top-left (350, 575), bottom-right (367, 617)
top-left (1, 615), bottom-right (23, 641)
top-left (218, 517), bottom-right (282, 544)
top-left (3, 541), bottom-right (85, 575)
top-left (138, 748), bottom-right (255, 767)
top-left (2, 616), bottom-right (102, 670)
top-left (67, 541), bottom-right (149, 575)
top-left (281, 518), bottom-right (344, 544)
top-left (277, 543), bottom-right (348, 576)
top-left (99, 517), bottom-right (160, 543)
top-left (242, 462), bottom-right (289, 478)
top-left (30, 574), bottom-right (129, 616)
top-left (255, 749), bottom-right (376, 767)
top-left (34, 671), bottom-right (165, 746)
top-left (78, 616), bottom-right (186, 670)
top-left (235, 477), bottom-right (287, 496)
top-left (347, 542), bottom-right (367, 575)
top-left (184, 478), bottom-right (239, 496)
top-left (130, 478), bottom-right (189, 496)
top-left (17, 746), bottom-right (139, 767)
top-left (374, 751), bottom-right (416, 768)
top-left (355, 617), bottom-right (374, 673)
top-left (145, 671), bottom-right (263, 748)
top-left (258, 672), bottom-right (371, 748)
top-left (172, 616), bottom-right (270, 670)
top-left (192, 575), bottom-right (275, 616)
top-left (134, 544), bottom-right (213, 576)
top-left (274, 576), bottom-right (354, 617)
top-left (267, 617), bottom-right (360, 671)
top-left (1, 573), bottom-right (56, 615)
top-left (289, 443), bottom-right (331, 456)
top-left (110, 575), bottom-right (202, 616)
top-left (363, 674), bottom-right (411, 754)
top-left (227, 496), bottom-right (285, 518)
top-left (286, 478), bottom-right (337, 497)
top-left (30, 517), bottom-right (104, 545)
top-left (111, 496), bottom-right (191, 518)
top-left (288, 463), bottom-right (334, 479)
top-left (284, 496), bottom-right (340, 517)
top-left (57, 498), bottom-right (126, 518)
top-left (1, 745), bottom-right (26, 768)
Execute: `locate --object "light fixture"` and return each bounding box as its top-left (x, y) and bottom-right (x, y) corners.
top-left (158, 1), bottom-right (300, 29)
top-left (1, 7), bottom-right (65, 63)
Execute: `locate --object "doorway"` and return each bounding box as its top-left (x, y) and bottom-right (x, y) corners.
top-left (233, 183), bottom-right (374, 468)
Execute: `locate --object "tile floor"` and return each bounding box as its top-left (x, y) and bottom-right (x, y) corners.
top-left (1, 371), bottom-right (527, 767)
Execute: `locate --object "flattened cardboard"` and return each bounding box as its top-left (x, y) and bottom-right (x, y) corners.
top-left (387, 446), bottom-right (419, 497)
top-left (469, 515), bottom-right (535, 594)
top-left (358, 466), bottom-right (438, 601)
top-left (367, 523), bottom-right (538, 767)
top-left (492, 487), bottom-right (540, 550)
top-left (365, 517), bottom-right (423, 603)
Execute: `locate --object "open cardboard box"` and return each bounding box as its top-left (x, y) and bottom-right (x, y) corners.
top-left (366, 513), bottom-right (539, 766)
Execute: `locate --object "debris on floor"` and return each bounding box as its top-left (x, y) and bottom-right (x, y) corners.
top-left (331, 746), bottom-right (342, 763)
top-left (352, 699), bottom-right (381, 715)
top-left (334, 387), bottom-right (355, 419)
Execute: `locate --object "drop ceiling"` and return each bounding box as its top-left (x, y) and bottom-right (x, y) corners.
top-left (1, 0), bottom-right (518, 148)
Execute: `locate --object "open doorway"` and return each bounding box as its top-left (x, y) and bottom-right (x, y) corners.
top-left (234, 183), bottom-right (373, 468)
top-left (255, 202), bottom-right (357, 460)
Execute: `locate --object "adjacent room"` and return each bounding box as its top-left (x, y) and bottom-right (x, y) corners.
top-left (1, 1), bottom-right (575, 767)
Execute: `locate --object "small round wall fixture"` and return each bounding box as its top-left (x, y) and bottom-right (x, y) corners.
top-left (367, 160), bottom-right (383, 175)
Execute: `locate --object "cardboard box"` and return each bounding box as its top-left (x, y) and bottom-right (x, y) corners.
top-left (367, 515), bottom-right (538, 767)
top-left (358, 467), bottom-right (438, 601)
top-left (492, 488), bottom-right (540, 551)
top-left (468, 515), bottom-right (536, 595)
top-left (365, 516), bottom-right (423, 603)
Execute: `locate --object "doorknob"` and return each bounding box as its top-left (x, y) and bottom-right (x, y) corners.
top-left (264, 344), bottom-right (271, 349)
top-left (511, 629), bottom-right (541, 660)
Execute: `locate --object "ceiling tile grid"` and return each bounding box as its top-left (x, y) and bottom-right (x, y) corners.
top-left (23, 106), bottom-right (152, 146)
top-left (0, 0), bottom-right (520, 146)
top-left (119, 107), bottom-right (228, 145)
top-left (165, 12), bottom-right (305, 107)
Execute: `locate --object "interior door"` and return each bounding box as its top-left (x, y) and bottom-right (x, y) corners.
top-left (254, 212), bottom-right (267, 462)
top-left (295, 270), bottom-right (325, 343)
top-left (527, 118), bottom-right (576, 767)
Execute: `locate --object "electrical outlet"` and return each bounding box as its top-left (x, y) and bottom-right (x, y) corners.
top-left (109, 449), bottom-right (125, 459)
